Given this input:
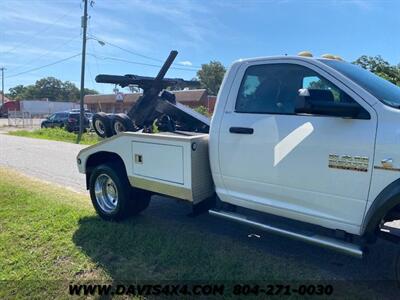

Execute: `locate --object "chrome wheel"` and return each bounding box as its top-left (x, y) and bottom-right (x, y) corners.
top-left (94, 119), bottom-right (105, 135)
top-left (113, 120), bottom-right (126, 134)
top-left (94, 174), bottom-right (119, 213)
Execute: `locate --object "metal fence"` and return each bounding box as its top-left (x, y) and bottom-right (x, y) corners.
top-left (7, 111), bottom-right (45, 128)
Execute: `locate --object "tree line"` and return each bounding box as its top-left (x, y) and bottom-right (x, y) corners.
top-left (6, 55), bottom-right (400, 102)
top-left (353, 55), bottom-right (400, 85)
top-left (7, 77), bottom-right (98, 102)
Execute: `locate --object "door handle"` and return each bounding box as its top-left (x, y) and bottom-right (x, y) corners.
top-left (229, 127), bottom-right (254, 134)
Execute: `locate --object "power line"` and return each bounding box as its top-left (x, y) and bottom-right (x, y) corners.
top-left (7, 53), bottom-right (81, 78)
top-left (87, 61), bottom-right (96, 89)
top-left (87, 53), bottom-right (199, 72)
top-left (89, 34), bottom-right (164, 63)
top-left (86, 29), bottom-right (97, 91)
top-left (87, 18), bottom-right (104, 93)
top-left (89, 34), bottom-right (202, 69)
top-left (9, 34), bottom-right (81, 73)
top-left (0, 6), bottom-right (77, 56)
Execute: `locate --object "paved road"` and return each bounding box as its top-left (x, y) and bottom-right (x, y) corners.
top-left (1, 133), bottom-right (400, 295)
top-left (0, 133), bottom-right (87, 192)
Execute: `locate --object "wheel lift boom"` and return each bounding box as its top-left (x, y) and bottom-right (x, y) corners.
top-left (94, 51), bottom-right (210, 133)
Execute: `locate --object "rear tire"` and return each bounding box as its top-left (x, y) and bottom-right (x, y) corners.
top-left (89, 163), bottom-right (151, 221)
top-left (134, 188), bottom-right (151, 212)
top-left (112, 113), bottom-right (134, 135)
top-left (93, 112), bottom-right (113, 138)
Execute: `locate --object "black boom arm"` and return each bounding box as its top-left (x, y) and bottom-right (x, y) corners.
top-left (94, 50), bottom-right (209, 133)
top-left (127, 50), bottom-right (177, 127)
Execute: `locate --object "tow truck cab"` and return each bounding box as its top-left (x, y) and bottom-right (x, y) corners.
top-left (77, 54), bottom-right (400, 257)
top-left (211, 56), bottom-right (400, 239)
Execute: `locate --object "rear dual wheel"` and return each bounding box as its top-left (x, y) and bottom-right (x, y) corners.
top-left (93, 112), bottom-right (113, 138)
top-left (92, 113), bottom-right (134, 138)
top-left (89, 163), bottom-right (151, 221)
top-left (112, 114), bottom-right (134, 135)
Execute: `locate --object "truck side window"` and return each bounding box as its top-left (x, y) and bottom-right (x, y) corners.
top-left (235, 63), bottom-right (369, 118)
top-left (236, 64), bottom-right (296, 114)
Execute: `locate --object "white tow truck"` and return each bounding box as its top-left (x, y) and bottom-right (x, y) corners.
top-left (77, 51), bottom-right (400, 258)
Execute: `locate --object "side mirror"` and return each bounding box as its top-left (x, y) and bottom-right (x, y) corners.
top-left (298, 88), bottom-right (310, 97)
top-left (295, 89), bottom-right (363, 118)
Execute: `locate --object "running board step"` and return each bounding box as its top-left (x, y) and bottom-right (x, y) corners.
top-left (209, 209), bottom-right (364, 258)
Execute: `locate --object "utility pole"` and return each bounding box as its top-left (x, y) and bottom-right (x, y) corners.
top-left (1, 67), bottom-right (5, 105)
top-left (77, 0), bottom-right (88, 143)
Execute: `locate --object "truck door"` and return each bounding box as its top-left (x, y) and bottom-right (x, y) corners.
top-left (218, 61), bottom-right (377, 233)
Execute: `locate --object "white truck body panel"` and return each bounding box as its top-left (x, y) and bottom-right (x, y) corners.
top-left (78, 131), bottom-right (214, 203)
top-left (367, 103), bottom-right (400, 209)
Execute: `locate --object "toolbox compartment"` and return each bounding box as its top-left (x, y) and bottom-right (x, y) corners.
top-left (128, 132), bottom-right (214, 203)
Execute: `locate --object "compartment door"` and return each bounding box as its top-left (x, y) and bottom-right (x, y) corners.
top-left (132, 141), bottom-right (184, 185)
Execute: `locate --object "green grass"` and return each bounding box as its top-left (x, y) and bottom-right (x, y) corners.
top-left (0, 168), bottom-right (396, 299)
top-left (8, 127), bottom-right (101, 145)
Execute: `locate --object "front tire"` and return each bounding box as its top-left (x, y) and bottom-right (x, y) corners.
top-left (89, 164), bottom-right (151, 221)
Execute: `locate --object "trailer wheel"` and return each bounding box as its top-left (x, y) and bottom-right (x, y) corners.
top-left (112, 113), bottom-right (134, 135)
top-left (93, 112), bottom-right (113, 138)
top-left (89, 163), bottom-right (150, 221)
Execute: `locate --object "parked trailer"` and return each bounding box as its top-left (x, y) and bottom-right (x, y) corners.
top-left (0, 101), bottom-right (20, 117)
top-left (20, 100), bottom-right (81, 115)
top-left (77, 51), bottom-right (400, 258)
top-left (0, 100), bottom-right (82, 117)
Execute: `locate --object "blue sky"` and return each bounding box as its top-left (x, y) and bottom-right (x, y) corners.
top-left (1, 0), bottom-right (399, 94)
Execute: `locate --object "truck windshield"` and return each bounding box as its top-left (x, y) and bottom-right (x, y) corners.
top-left (319, 59), bottom-right (400, 108)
